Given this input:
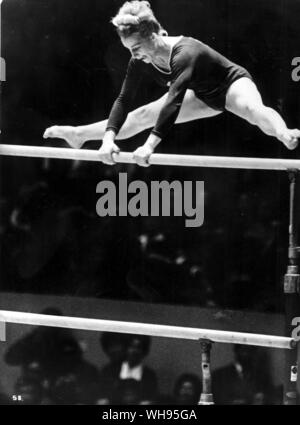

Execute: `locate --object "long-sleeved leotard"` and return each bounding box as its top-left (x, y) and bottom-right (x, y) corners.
top-left (106, 36), bottom-right (252, 139)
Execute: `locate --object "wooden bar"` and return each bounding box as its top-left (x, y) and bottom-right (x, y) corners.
top-left (0, 310), bottom-right (294, 349)
top-left (1, 144), bottom-right (300, 170)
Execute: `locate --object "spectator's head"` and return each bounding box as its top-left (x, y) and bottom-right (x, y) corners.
top-left (125, 335), bottom-right (151, 367)
top-left (34, 308), bottom-right (83, 372)
top-left (5, 307), bottom-right (83, 377)
top-left (23, 360), bottom-right (46, 382)
top-left (48, 373), bottom-right (82, 405)
top-left (174, 373), bottom-right (202, 405)
top-left (14, 376), bottom-right (44, 405)
top-left (100, 332), bottom-right (127, 364)
top-left (112, 379), bottom-right (142, 405)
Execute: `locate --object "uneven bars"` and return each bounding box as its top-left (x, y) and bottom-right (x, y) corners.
top-left (1, 144), bottom-right (300, 170)
top-left (0, 310), bottom-right (294, 349)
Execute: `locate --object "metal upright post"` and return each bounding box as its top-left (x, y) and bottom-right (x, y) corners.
top-left (283, 171), bottom-right (300, 405)
top-left (199, 339), bottom-right (214, 405)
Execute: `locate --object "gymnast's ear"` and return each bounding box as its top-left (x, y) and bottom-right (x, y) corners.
top-left (159, 29), bottom-right (168, 37)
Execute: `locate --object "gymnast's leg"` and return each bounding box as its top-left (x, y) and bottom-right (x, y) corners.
top-left (43, 90), bottom-right (221, 149)
top-left (225, 77), bottom-right (300, 150)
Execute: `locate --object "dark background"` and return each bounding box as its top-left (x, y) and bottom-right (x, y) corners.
top-left (1, 0), bottom-right (300, 312)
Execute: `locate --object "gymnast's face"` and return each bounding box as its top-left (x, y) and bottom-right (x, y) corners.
top-left (121, 33), bottom-right (157, 63)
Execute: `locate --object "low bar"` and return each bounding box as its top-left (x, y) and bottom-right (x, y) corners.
top-left (0, 310), bottom-right (294, 349)
top-left (1, 144), bottom-right (300, 170)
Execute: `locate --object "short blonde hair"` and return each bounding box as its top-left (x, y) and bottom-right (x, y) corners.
top-left (111, 1), bottom-right (167, 38)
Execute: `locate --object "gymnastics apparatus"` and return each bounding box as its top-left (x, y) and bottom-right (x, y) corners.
top-left (0, 143), bottom-right (299, 405)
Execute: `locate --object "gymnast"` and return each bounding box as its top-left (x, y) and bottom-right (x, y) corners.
top-left (43, 0), bottom-right (300, 167)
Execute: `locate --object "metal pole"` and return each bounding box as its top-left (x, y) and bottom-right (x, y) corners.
top-left (283, 171), bottom-right (300, 405)
top-left (199, 340), bottom-right (214, 405)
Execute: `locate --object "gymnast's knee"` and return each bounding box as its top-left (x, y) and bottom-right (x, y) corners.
top-left (134, 105), bottom-right (154, 129)
top-left (240, 103), bottom-right (265, 125)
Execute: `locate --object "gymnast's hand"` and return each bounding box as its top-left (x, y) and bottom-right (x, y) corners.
top-left (133, 144), bottom-right (154, 167)
top-left (43, 126), bottom-right (84, 149)
top-left (98, 141), bottom-right (120, 165)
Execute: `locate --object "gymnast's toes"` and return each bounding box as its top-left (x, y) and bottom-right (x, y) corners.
top-left (291, 129), bottom-right (300, 140)
top-left (288, 130), bottom-right (300, 150)
top-left (285, 139), bottom-right (298, 150)
top-left (290, 139), bottom-right (299, 150)
top-left (43, 126), bottom-right (57, 138)
top-left (280, 130), bottom-right (300, 150)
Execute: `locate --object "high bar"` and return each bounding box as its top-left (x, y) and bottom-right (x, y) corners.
top-left (0, 310), bottom-right (294, 349)
top-left (1, 144), bottom-right (300, 170)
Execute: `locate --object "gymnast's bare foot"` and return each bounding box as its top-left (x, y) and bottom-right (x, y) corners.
top-left (278, 129), bottom-right (300, 150)
top-left (43, 125), bottom-right (84, 149)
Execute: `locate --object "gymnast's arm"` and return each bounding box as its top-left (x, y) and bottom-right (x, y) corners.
top-left (133, 55), bottom-right (193, 167)
top-left (98, 60), bottom-right (146, 164)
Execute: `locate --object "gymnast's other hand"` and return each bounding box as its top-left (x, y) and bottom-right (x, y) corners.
top-left (133, 144), bottom-right (154, 167)
top-left (43, 126), bottom-right (84, 149)
top-left (98, 141), bottom-right (120, 165)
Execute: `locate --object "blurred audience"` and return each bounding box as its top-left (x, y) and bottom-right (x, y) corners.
top-left (110, 379), bottom-right (144, 405)
top-left (100, 332), bottom-right (127, 367)
top-left (5, 307), bottom-right (101, 405)
top-left (172, 373), bottom-right (202, 405)
top-left (212, 345), bottom-right (276, 405)
top-left (97, 334), bottom-right (158, 404)
top-left (0, 169), bottom-right (288, 313)
top-left (13, 375), bottom-right (46, 405)
top-left (2, 327), bottom-right (287, 405)
top-left (96, 332), bottom-right (128, 405)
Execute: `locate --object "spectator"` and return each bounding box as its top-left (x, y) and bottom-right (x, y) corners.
top-left (212, 345), bottom-right (275, 404)
top-left (173, 373), bottom-right (202, 405)
top-left (111, 379), bottom-right (143, 405)
top-left (100, 332), bottom-right (127, 366)
top-left (4, 308), bottom-right (82, 375)
top-left (5, 307), bottom-right (101, 404)
top-left (122, 335), bottom-right (158, 402)
top-left (13, 375), bottom-right (45, 405)
top-left (47, 369), bottom-right (100, 405)
top-left (96, 334), bottom-right (158, 404)
top-left (96, 332), bottom-right (128, 404)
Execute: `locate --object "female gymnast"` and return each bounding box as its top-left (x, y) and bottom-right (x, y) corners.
top-left (44, 0), bottom-right (300, 167)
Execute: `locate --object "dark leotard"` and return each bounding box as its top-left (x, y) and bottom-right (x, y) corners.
top-left (106, 36), bottom-right (252, 139)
